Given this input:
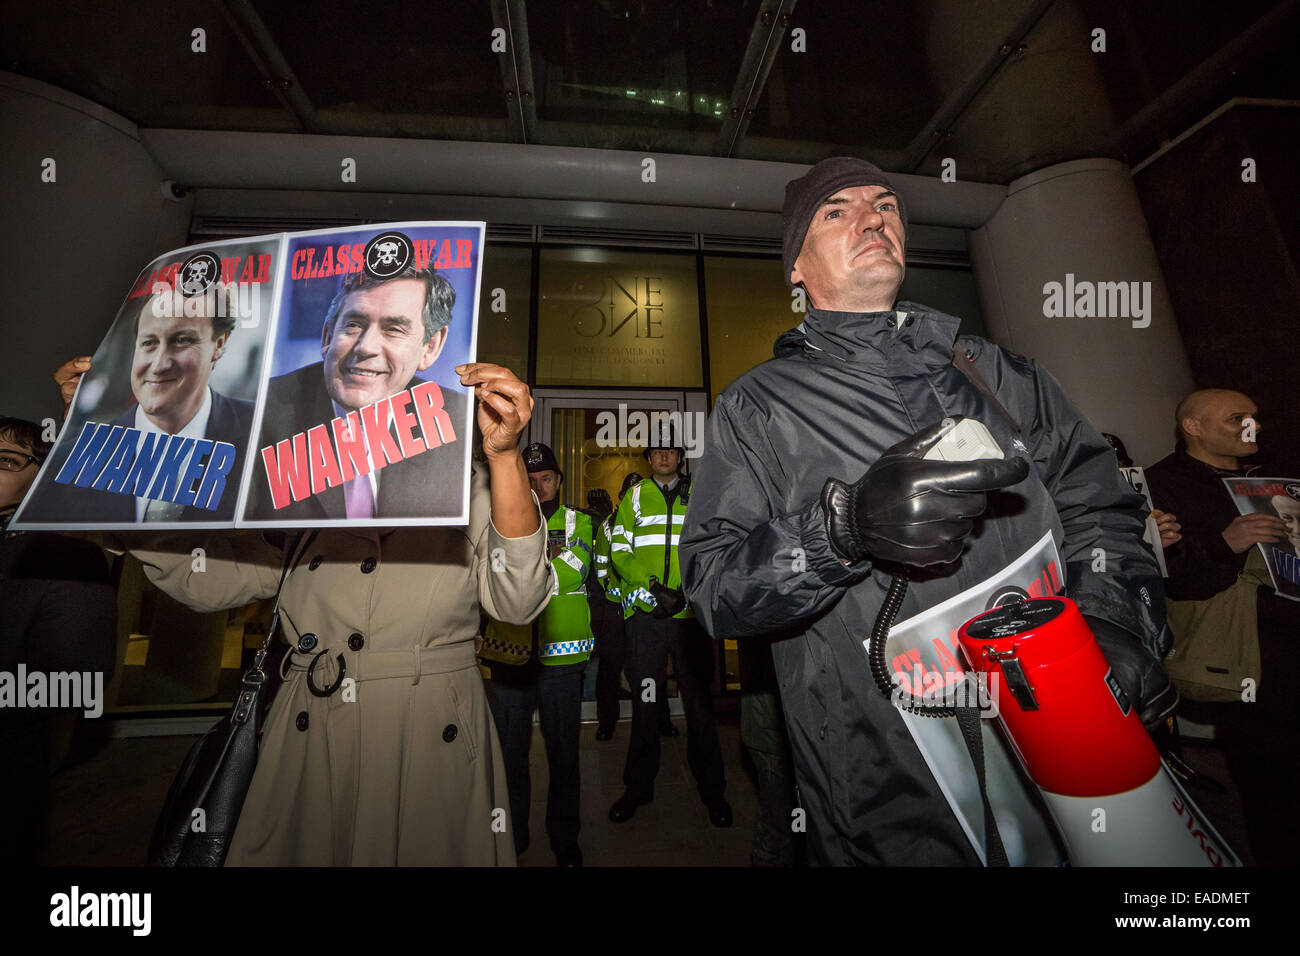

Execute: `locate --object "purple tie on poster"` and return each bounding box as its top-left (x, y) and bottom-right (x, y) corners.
top-left (344, 475), bottom-right (374, 520)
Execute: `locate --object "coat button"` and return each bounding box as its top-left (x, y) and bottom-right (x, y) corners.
top-left (347, 633), bottom-right (365, 651)
top-left (297, 633), bottom-right (318, 653)
top-left (442, 724), bottom-right (458, 743)
top-left (904, 315), bottom-right (915, 326)
top-left (361, 557), bottom-right (377, 573)
top-left (296, 711), bottom-right (309, 732)
top-left (309, 556), bottom-right (323, 571)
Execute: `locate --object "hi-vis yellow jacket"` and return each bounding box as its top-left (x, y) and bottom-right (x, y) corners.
top-left (482, 504), bottom-right (595, 665)
top-left (610, 477), bottom-right (693, 620)
top-left (594, 514), bottom-right (622, 606)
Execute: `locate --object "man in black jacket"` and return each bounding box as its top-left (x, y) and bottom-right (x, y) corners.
top-left (681, 157), bottom-right (1175, 865)
top-left (1146, 388), bottom-right (1300, 865)
top-left (244, 266), bottom-right (467, 521)
top-left (1, 417), bottom-right (116, 863)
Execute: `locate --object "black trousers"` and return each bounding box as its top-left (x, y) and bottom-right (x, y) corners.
top-left (593, 598), bottom-right (626, 731)
top-left (595, 601), bottom-right (673, 732)
top-left (621, 613), bottom-right (726, 805)
top-left (742, 690), bottom-right (802, 866)
top-left (0, 722), bottom-right (50, 865)
top-left (486, 661), bottom-right (584, 854)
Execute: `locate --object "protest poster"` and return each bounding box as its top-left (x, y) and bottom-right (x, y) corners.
top-left (10, 222), bottom-right (485, 530)
top-left (1221, 476), bottom-right (1300, 602)
top-left (11, 235), bottom-right (281, 529)
top-left (237, 223), bottom-right (483, 527)
top-left (1119, 465), bottom-right (1169, 577)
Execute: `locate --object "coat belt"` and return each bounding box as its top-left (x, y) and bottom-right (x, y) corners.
top-left (284, 643), bottom-right (477, 685)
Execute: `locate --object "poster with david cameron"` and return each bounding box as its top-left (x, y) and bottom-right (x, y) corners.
top-left (10, 222), bottom-right (484, 530)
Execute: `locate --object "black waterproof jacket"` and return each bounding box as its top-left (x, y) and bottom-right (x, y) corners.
top-left (681, 303), bottom-right (1167, 865)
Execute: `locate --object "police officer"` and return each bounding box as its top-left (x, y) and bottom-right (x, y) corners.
top-left (608, 432), bottom-right (731, 826)
top-left (481, 442), bottom-right (594, 866)
top-left (593, 471), bottom-right (662, 740)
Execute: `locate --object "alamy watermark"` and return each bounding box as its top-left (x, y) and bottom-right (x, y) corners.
top-left (0, 666), bottom-right (104, 718)
top-left (891, 669), bottom-right (1001, 718)
top-left (1042, 274), bottom-right (1152, 328)
top-left (150, 280), bottom-right (260, 328)
top-left (595, 404), bottom-right (705, 459)
top-left (50, 886), bottom-right (150, 936)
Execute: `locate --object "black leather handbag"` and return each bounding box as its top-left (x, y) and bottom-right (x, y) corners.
top-left (147, 533), bottom-right (313, 867)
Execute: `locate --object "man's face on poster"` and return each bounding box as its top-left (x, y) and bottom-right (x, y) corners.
top-left (321, 278), bottom-right (448, 413)
top-left (1271, 495), bottom-right (1300, 552)
top-left (132, 298), bottom-right (229, 434)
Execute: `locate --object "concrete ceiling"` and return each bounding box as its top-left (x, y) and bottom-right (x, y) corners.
top-left (3, 0), bottom-right (1297, 184)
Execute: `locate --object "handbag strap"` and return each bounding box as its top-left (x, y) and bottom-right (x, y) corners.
top-left (232, 532), bottom-right (318, 727)
top-left (262, 531), bottom-right (318, 656)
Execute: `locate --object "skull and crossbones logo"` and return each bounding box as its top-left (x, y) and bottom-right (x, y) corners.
top-left (372, 241), bottom-right (400, 266)
top-left (185, 259), bottom-right (210, 286)
top-left (362, 232), bottom-right (413, 279)
top-left (178, 251), bottom-right (219, 296)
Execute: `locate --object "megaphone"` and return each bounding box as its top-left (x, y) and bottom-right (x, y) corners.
top-left (956, 597), bottom-right (1238, 866)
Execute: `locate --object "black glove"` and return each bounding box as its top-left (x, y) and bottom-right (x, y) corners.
top-left (820, 418), bottom-right (1029, 566)
top-left (1086, 614), bottom-right (1179, 734)
top-left (648, 579), bottom-right (686, 619)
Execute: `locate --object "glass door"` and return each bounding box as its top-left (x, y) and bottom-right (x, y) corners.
top-left (532, 389), bottom-right (705, 720)
top-left (532, 390), bottom-right (690, 515)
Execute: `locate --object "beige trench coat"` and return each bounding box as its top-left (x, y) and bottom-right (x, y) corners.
top-left (128, 462), bottom-right (553, 865)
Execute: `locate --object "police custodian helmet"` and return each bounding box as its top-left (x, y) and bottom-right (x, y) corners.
top-left (522, 441), bottom-right (563, 481)
top-left (642, 424), bottom-right (685, 461)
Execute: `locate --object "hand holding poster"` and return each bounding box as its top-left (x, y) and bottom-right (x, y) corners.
top-left (1221, 477), bottom-right (1300, 602)
top-left (10, 222), bottom-right (485, 531)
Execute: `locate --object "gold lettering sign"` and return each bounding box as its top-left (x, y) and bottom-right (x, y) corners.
top-left (537, 249), bottom-right (702, 387)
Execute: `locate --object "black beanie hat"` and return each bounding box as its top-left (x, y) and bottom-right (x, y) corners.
top-left (781, 157), bottom-right (908, 289)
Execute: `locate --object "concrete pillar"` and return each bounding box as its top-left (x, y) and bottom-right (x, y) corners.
top-left (969, 158), bottom-right (1195, 467)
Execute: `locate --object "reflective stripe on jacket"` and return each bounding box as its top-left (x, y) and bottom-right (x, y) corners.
top-left (594, 514), bottom-right (622, 605)
top-left (611, 478), bottom-right (693, 620)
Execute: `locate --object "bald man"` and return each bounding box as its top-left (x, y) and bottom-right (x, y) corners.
top-left (1150, 390), bottom-right (1287, 588)
top-left (1146, 388), bottom-right (1299, 866)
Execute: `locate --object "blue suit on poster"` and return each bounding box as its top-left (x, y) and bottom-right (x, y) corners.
top-left (21, 390), bottom-right (253, 523)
